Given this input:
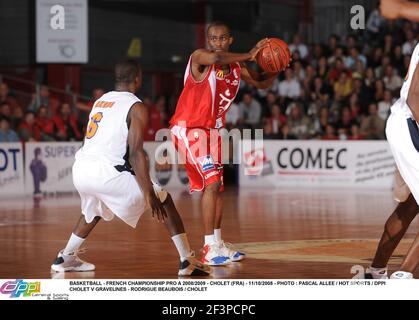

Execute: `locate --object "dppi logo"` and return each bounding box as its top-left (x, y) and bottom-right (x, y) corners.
top-left (0, 280), bottom-right (41, 298)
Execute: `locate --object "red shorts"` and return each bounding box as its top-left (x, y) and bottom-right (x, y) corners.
top-left (171, 125), bottom-right (224, 193)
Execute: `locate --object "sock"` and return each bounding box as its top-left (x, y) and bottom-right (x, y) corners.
top-left (214, 229), bottom-right (222, 242)
top-left (368, 266), bottom-right (388, 278)
top-left (63, 233), bottom-right (85, 255)
top-left (205, 234), bottom-right (215, 245)
top-left (172, 233), bottom-right (192, 260)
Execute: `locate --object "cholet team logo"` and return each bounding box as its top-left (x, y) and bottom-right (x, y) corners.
top-left (0, 280), bottom-right (41, 298)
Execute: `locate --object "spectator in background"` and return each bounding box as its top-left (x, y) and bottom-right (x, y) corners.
top-left (52, 103), bottom-right (82, 141)
top-left (310, 76), bottom-right (332, 105)
top-left (289, 34), bottom-right (308, 60)
top-left (326, 35), bottom-right (339, 57)
top-left (364, 67), bottom-right (376, 88)
top-left (402, 29), bottom-right (417, 55)
top-left (383, 65), bottom-right (402, 92)
top-left (366, 2), bottom-right (384, 36)
top-left (279, 123), bottom-right (297, 140)
top-left (287, 103), bottom-right (313, 139)
top-left (373, 79), bottom-right (386, 103)
top-left (375, 54), bottom-right (391, 78)
top-left (18, 111), bottom-right (40, 142)
top-left (238, 91), bottom-right (262, 129)
top-left (383, 33), bottom-right (394, 55)
top-left (278, 68), bottom-right (301, 103)
top-left (360, 103), bottom-right (385, 139)
top-left (328, 46), bottom-right (347, 67)
top-left (76, 88), bottom-right (105, 112)
top-left (322, 124), bottom-right (338, 140)
top-left (349, 123), bottom-right (365, 140)
top-left (378, 89), bottom-right (394, 121)
top-left (144, 95), bottom-right (167, 141)
top-left (263, 120), bottom-right (281, 139)
top-left (336, 107), bottom-right (356, 133)
top-left (0, 102), bottom-right (12, 119)
top-left (225, 102), bottom-right (240, 130)
top-left (370, 47), bottom-right (384, 69)
top-left (11, 106), bottom-right (24, 131)
top-left (314, 106), bottom-right (330, 136)
top-left (392, 45), bottom-right (405, 75)
top-left (334, 72), bottom-right (353, 102)
top-left (0, 83), bottom-right (21, 111)
top-left (0, 117), bottom-right (19, 142)
top-left (328, 58), bottom-right (351, 84)
top-left (28, 85), bottom-right (60, 116)
top-left (346, 47), bottom-right (367, 70)
top-left (35, 106), bottom-right (55, 141)
top-left (316, 56), bottom-right (329, 81)
top-left (268, 104), bottom-right (286, 135)
top-left (293, 60), bottom-right (306, 82)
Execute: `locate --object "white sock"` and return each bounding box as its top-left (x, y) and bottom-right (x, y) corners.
top-left (205, 234), bottom-right (215, 245)
top-left (214, 229), bottom-right (222, 242)
top-left (63, 233), bottom-right (85, 255)
top-left (172, 233), bottom-right (192, 260)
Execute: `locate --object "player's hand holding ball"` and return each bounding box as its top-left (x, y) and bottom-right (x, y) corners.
top-left (256, 37), bottom-right (291, 73)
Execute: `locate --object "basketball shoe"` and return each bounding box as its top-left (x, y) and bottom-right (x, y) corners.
top-left (364, 267), bottom-right (388, 279)
top-left (51, 249), bottom-right (95, 272)
top-left (200, 244), bottom-right (230, 266)
top-left (217, 241), bottom-right (245, 262)
top-left (390, 271), bottom-right (414, 279)
top-left (178, 254), bottom-right (211, 276)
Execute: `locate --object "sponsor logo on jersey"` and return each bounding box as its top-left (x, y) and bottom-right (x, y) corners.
top-left (198, 155), bottom-right (215, 172)
top-left (216, 69), bottom-right (224, 79)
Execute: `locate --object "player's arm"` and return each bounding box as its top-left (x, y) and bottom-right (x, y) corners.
top-left (127, 102), bottom-right (167, 222)
top-left (407, 63), bottom-right (419, 122)
top-left (381, 0), bottom-right (419, 21)
top-left (240, 63), bottom-right (279, 89)
top-left (191, 38), bottom-right (269, 66)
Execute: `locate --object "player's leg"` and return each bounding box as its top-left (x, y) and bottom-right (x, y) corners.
top-left (214, 193), bottom-right (223, 240)
top-left (171, 126), bottom-right (230, 266)
top-left (367, 193), bottom-right (418, 278)
top-left (390, 232), bottom-right (419, 279)
top-left (51, 215), bottom-right (100, 273)
top-left (214, 192), bottom-right (245, 262)
top-left (157, 189), bottom-right (210, 276)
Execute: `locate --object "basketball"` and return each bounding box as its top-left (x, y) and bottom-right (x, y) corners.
top-left (257, 38), bottom-right (291, 73)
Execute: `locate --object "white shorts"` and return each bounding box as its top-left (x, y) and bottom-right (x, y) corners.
top-left (72, 158), bottom-right (166, 228)
top-left (386, 110), bottom-right (418, 203)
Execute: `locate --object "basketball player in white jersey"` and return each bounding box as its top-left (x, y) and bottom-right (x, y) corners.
top-left (51, 60), bottom-right (209, 277)
top-left (366, 0), bottom-right (419, 279)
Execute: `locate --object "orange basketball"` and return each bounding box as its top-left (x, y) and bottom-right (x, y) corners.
top-left (257, 38), bottom-right (291, 73)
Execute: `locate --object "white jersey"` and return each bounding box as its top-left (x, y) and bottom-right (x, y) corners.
top-left (391, 43), bottom-right (419, 118)
top-left (76, 91), bottom-right (141, 166)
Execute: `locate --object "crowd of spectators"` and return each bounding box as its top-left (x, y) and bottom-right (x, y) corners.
top-left (0, 9), bottom-right (417, 143)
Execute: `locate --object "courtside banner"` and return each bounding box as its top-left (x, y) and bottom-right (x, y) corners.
top-left (0, 279), bottom-right (417, 300)
top-left (25, 142), bottom-right (82, 194)
top-left (0, 143), bottom-right (25, 196)
top-left (239, 140), bottom-right (396, 188)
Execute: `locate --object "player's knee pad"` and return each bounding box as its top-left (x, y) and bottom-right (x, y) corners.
top-left (152, 182), bottom-right (168, 203)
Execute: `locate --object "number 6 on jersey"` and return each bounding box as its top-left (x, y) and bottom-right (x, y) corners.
top-left (86, 112), bottom-right (103, 139)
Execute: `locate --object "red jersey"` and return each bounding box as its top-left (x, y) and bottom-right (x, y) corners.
top-left (170, 56), bottom-right (241, 129)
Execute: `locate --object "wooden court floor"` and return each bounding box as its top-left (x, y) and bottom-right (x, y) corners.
top-left (0, 187), bottom-right (418, 279)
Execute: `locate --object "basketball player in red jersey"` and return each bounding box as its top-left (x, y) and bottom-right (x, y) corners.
top-left (170, 21), bottom-right (279, 266)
